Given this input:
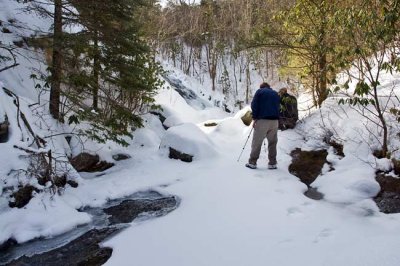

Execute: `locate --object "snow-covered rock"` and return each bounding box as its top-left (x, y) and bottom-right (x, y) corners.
top-left (160, 123), bottom-right (216, 161)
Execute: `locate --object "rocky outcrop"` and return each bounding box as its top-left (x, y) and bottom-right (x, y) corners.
top-left (169, 147), bottom-right (193, 163)
top-left (70, 153), bottom-right (114, 172)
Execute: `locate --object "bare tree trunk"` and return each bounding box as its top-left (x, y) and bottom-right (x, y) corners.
top-left (49, 0), bottom-right (63, 121)
top-left (245, 61), bottom-right (250, 104)
top-left (265, 50), bottom-right (269, 78)
top-left (206, 44), bottom-right (217, 91)
top-left (232, 54), bottom-right (238, 96)
top-left (372, 83), bottom-right (388, 156)
top-left (185, 45), bottom-right (193, 75)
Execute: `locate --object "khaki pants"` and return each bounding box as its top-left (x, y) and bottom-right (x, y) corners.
top-left (248, 119), bottom-right (278, 165)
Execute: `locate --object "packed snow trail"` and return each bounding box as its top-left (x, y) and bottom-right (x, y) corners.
top-left (103, 129), bottom-right (400, 266)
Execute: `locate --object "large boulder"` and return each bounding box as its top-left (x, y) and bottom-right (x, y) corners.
top-left (160, 123), bottom-right (216, 162)
top-left (289, 148), bottom-right (329, 186)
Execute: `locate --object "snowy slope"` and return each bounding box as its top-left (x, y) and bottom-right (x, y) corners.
top-left (0, 0), bottom-right (50, 100)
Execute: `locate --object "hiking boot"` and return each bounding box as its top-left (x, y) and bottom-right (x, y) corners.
top-left (245, 163), bottom-right (257, 169)
top-left (268, 164), bottom-right (277, 170)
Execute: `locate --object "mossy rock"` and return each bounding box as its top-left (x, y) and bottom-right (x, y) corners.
top-left (204, 122), bottom-right (218, 127)
top-left (241, 110), bottom-right (253, 126)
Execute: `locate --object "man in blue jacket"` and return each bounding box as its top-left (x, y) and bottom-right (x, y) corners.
top-left (246, 82), bottom-right (280, 170)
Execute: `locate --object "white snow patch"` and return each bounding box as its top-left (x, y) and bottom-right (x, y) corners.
top-left (160, 123), bottom-right (217, 160)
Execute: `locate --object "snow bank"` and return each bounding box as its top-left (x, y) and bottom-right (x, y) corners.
top-left (132, 128), bottom-right (160, 149)
top-left (214, 117), bottom-right (246, 136)
top-left (160, 123), bottom-right (217, 160)
top-left (0, 0), bottom-right (49, 100)
top-left (0, 194), bottom-right (91, 244)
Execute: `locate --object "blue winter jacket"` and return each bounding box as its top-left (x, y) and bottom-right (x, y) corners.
top-left (251, 86), bottom-right (280, 120)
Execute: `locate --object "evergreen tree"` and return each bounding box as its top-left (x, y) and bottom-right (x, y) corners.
top-left (66, 0), bottom-right (162, 145)
top-left (19, 0), bottom-right (162, 145)
top-left (49, 0), bottom-right (62, 121)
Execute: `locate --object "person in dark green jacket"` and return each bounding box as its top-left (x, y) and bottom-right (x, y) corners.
top-left (278, 88), bottom-right (298, 130)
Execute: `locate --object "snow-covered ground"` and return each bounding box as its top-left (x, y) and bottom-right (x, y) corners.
top-left (105, 130), bottom-right (400, 266)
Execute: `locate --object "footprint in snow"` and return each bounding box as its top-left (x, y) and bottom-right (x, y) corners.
top-left (313, 228), bottom-right (333, 243)
top-left (277, 238), bottom-right (293, 245)
top-left (287, 207), bottom-right (304, 217)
